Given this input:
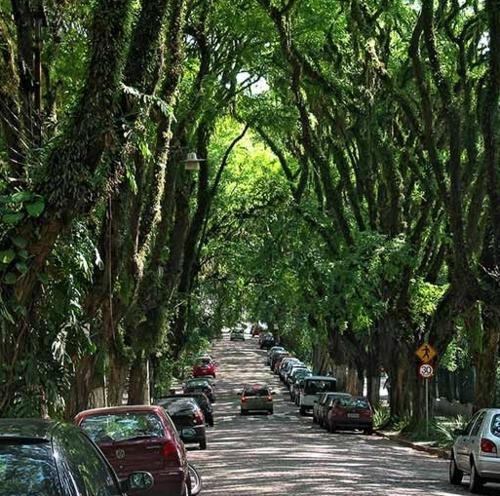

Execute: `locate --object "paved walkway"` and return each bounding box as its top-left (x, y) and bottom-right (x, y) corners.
top-left (188, 331), bottom-right (496, 495)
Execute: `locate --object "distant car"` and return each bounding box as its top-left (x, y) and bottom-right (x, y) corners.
top-left (270, 351), bottom-right (289, 370)
top-left (161, 398), bottom-right (207, 450)
top-left (156, 393), bottom-right (214, 427)
top-left (285, 365), bottom-right (309, 388)
top-left (240, 384), bottom-right (274, 415)
top-left (326, 396), bottom-right (373, 435)
top-left (192, 357), bottom-right (217, 378)
top-left (0, 418), bottom-right (154, 496)
top-left (279, 358), bottom-right (302, 381)
top-left (251, 324), bottom-right (263, 337)
top-left (449, 408), bottom-right (500, 492)
top-left (314, 392), bottom-right (352, 427)
top-left (184, 378), bottom-right (216, 403)
top-left (75, 405), bottom-right (190, 496)
top-left (290, 371), bottom-right (312, 401)
top-left (259, 333), bottom-right (275, 349)
top-left (230, 329), bottom-right (245, 341)
top-left (299, 376), bottom-right (337, 415)
top-left (267, 346), bottom-right (285, 365)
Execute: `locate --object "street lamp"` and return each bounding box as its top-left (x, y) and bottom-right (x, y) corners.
top-left (184, 152), bottom-right (206, 171)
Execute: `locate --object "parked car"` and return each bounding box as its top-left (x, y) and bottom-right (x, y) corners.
top-left (279, 358), bottom-right (303, 381)
top-left (314, 392), bottom-right (352, 427)
top-left (326, 396), bottom-right (373, 435)
top-left (239, 384), bottom-right (274, 415)
top-left (156, 393), bottom-right (214, 427)
top-left (230, 329), bottom-right (245, 341)
top-left (290, 371), bottom-right (312, 402)
top-left (271, 351), bottom-right (289, 370)
top-left (449, 408), bottom-right (500, 493)
top-left (192, 357), bottom-right (217, 378)
top-left (0, 418), bottom-right (154, 496)
top-left (273, 354), bottom-right (290, 374)
top-left (184, 378), bottom-right (216, 403)
top-left (285, 365), bottom-right (309, 388)
top-left (160, 398), bottom-right (207, 450)
top-left (267, 346), bottom-right (285, 365)
top-left (259, 333), bottom-right (275, 349)
top-left (75, 405), bottom-right (190, 496)
top-left (299, 376), bottom-right (337, 415)
top-left (251, 324), bottom-right (263, 337)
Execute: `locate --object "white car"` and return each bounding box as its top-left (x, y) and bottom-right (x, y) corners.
top-left (299, 376), bottom-right (337, 415)
top-left (450, 408), bottom-right (500, 492)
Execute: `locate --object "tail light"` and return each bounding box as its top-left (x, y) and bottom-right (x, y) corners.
top-left (241, 396), bottom-right (247, 402)
top-left (194, 410), bottom-right (204, 425)
top-left (267, 395), bottom-right (272, 401)
top-left (480, 438), bottom-right (497, 454)
top-left (162, 439), bottom-right (180, 467)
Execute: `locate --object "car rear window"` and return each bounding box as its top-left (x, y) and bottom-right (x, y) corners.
top-left (187, 379), bottom-right (211, 387)
top-left (0, 440), bottom-right (59, 496)
top-left (165, 399), bottom-right (198, 415)
top-left (304, 379), bottom-right (337, 395)
top-left (80, 412), bottom-right (164, 443)
top-left (244, 386), bottom-right (270, 397)
top-left (491, 414), bottom-right (500, 437)
top-left (197, 358), bottom-right (211, 366)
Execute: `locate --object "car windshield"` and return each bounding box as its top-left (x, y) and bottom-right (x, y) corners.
top-left (304, 379), bottom-right (337, 395)
top-left (491, 414), bottom-right (500, 437)
top-left (80, 412), bottom-right (164, 443)
top-left (0, 440), bottom-right (59, 496)
top-left (186, 379), bottom-right (211, 387)
top-left (350, 398), bottom-right (370, 409)
top-left (197, 358), bottom-right (212, 366)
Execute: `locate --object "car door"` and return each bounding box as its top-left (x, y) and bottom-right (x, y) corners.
top-left (466, 411), bottom-right (487, 466)
top-left (455, 411), bottom-right (484, 470)
top-left (57, 431), bottom-right (123, 496)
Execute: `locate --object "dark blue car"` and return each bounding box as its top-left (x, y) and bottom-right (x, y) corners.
top-left (0, 418), bottom-right (154, 496)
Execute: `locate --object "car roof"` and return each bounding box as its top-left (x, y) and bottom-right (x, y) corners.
top-left (305, 375), bottom-right (337, 380)
top-left (0, 419), bottom-right (75, 441)
top-left (76, 405), bottom-right (164, 418)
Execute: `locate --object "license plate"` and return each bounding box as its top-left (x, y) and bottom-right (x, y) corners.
top-left (348, 413), bottom-right (360, 419)
top-left (182, 428), bottom-right (197, 438)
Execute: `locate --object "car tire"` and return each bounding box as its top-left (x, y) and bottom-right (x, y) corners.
top-left (364, 427), bottom-right (373, 435)
top-left (312, 414), bottom-right (317, 424)
top-left (469, 460), bottom-right (484, 493)
top-left (199, 439), bottom-right (207, 450)
top-left (299, 406), bottom-right (307, 416)
top-left (449, 453), bottom-right (463, 485)
top-left (330, 422), bottom-right (336, 433)
top-left (240, 409), bottom-right (247, 416)
top-left (269, 409), bottom-right (273, 415)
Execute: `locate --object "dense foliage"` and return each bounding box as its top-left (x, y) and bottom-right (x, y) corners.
top-left (0, 0), bottom-right (498, 421)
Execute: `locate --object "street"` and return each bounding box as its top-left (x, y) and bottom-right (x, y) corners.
top-left (188, 331), bottom-right (498, 496)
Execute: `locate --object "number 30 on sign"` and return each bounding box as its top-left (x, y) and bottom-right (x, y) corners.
top-left (419, 363), bottom-right (434, 379)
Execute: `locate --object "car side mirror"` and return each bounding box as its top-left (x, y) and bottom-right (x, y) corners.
top-left (122, 472), bottom-right (154, 492)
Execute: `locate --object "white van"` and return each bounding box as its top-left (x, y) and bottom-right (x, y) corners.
top-left (299, 376), bottom-right (337, 415)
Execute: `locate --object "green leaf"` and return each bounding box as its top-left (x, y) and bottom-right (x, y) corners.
top-left (37, 272), bottom-right (49, 285)
top-left (17, 249), bottom-right (29, 259)
top-left (0, 249), bottom-right (15, 264)
top-left (15, 261), bottom-right (28, 274)
top-left (11, 236), bottom-right (28, 249)
top-left (3, 212), bottom-right (24, 224)
top-left (26, 200), bottom-right (45, 217)
top-left (10, 191), bottom-right (32, 203)
top-left (4, 272), bottom-right (18, 284)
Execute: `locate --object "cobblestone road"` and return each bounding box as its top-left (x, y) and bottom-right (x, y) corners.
top-left (188, 331), bottom-right (498, 496)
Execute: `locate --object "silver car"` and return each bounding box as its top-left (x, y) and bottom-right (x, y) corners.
top-left (450, 408), bottom-right (500, 492)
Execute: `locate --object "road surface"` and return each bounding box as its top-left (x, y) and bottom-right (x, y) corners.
top-left (188, 331), bottom-right (495, 495)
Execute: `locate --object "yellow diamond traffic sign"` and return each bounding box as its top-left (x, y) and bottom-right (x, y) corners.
top-left (416, 343), bottom-right (437, 363)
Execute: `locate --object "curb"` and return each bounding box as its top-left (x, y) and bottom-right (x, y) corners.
top-left (376, 430), bottom-right (450, 460)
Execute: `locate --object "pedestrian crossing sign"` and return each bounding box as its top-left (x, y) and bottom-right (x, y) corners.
top-left (416, 343), bottom-right (437, 363)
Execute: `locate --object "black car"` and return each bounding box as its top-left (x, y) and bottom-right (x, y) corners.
top-left (157, 393), bottom-right (214, 427)
top-left (0, 419), bottom-right (153, 496)
top-left (184, 378), bottom-right (216, 403)
top-left (259, 333), bottom-right (275, 349)
top-left (162, 398), bottom-right (207, 450)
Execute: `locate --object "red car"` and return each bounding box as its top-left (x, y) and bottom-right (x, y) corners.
top-left (192, 357), bottom-right (217, 378)
top-left (326, 396), bottom-right (373, 435)
top-left (75, 405), bottom-right (190, 496)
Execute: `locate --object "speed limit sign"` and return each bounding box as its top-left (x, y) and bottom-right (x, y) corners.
top-left (419, 363), bottom-right (434, 379)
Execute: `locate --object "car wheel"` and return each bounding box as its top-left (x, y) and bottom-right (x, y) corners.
top-left (299, 406), bottom-right (307, 416)
top-left (199, 439), bottom-right (207, 450)
top-left (330, 422), bottom-right (336, 433)
top-left (240, 409), bottom-right (247, 416)
top-left (213, 374), bottom-right (216, 379)
top-left (469, 460), bottom-right (484, 493)
top-left (449, 453), bottom-right (463, 485)
top-left (312, 414), bottom-right (317, 424)
top-left (364, 427), bottom-right (373, 435)
top-left (269, 409), bottom-right (273, 415)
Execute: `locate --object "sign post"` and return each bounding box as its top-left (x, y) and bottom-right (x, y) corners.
top-left (416, 345), bottom-right (437, 438)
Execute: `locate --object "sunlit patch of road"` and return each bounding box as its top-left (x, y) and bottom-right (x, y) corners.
top-left (187, 331), bottom-right (491, 496)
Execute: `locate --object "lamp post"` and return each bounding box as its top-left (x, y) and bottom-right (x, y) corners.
top-left (184, 152), bottom-right (206, 171)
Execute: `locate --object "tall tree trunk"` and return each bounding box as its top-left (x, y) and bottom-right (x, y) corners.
top-left (128, 352), bottom-right (150, 405)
